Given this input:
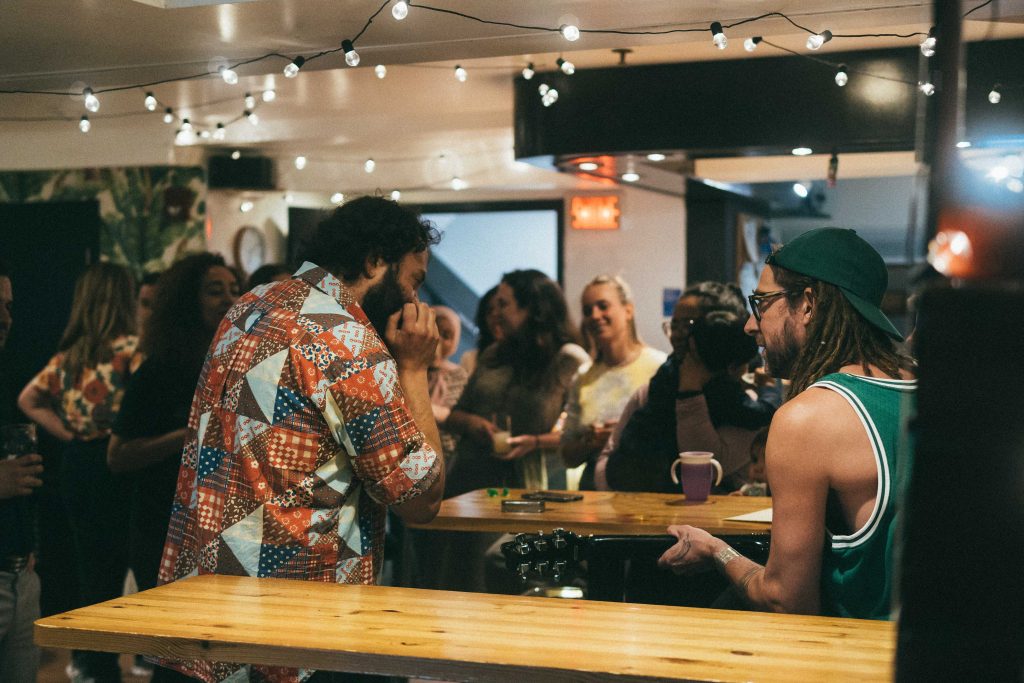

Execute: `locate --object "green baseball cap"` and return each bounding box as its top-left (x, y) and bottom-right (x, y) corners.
top-left (765, 227), bottom-right (903, 341)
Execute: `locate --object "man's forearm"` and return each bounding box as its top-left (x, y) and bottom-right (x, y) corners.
top-left (711, 541), bottom-right (769, 610)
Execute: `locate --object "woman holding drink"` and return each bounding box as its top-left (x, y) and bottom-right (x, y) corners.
top-left (560, 275), bottom-right (665, 490)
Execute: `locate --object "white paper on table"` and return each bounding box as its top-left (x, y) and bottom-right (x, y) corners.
top-left (725, 507), bottom-right (773, 523)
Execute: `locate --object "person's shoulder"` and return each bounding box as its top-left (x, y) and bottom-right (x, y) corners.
top-left (635, 346), bottom-right (668, 372)
top-left (558, 343), bottom-right (590, 364)
top-left (770, 386), bottom-right (861, 451)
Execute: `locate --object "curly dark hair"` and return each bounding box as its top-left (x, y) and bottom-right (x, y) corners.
top-left (474, 285), bottom-right (499, 352)
top-left (300, 196), bottom-right (441, 280)
top-left (491, 269), bottom-right (581, 385)
top-left (142, 253), bottom-right (238, 375)
top-left (682, 280), bottom-right (748, 318)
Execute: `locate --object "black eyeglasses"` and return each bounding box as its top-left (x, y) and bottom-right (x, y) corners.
top-left (747, 290), bottom-right (791, 322)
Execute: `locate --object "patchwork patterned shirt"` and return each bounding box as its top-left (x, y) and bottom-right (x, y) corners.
top-left (158, 262), bottom-right (441, 683)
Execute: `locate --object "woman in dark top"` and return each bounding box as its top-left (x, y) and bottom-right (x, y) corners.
top-left (107, 253), bottom-right (240, 595)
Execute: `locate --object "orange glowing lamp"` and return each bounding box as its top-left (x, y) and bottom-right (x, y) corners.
top-left (571, 195), bottom-right (620, 230)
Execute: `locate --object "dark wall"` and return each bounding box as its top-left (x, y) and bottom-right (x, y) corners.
top-left (515, 39), bottom-right (1024, 159)
top-left (685, 179), bottom-right (769, 284)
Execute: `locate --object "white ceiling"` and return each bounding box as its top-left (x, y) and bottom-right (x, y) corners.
top-left (2, 0), bottom-right (1023, 191)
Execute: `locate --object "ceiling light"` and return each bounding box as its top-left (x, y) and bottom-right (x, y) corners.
top-left (522, 63), bottom-right (535, 80)
top-left (920, 27), bottom-right (936, 57)
top-left (364, 158), bottom-right (376, 173)
top-left (451, 177), bottom-right (468, 191)
top-left (163, 108), bottom-right (174, 124)
top-left (295, 156), bottom-right (307, 170)
top-left (621, 171), bottom-right (640, 182)
top-left (835, 65), bottom-right (848, 87)
top-left (331, 192), bottom-right (344, 204)
top-left (792, 147), bottom-right (813, 156)
top-left (180, 118), bottom-right (192, 132)
top-left (375, 64), bottom-right (387, 79)
top-left (538, 83), bottom-right (549, 96)
top-left (79, 115), bottom-right (91, 133)
top-left (541, 88), bottom-right (559, 106)
top-left (578, 161), bottom-right (599, 171)
top-left (262, 89), bottom-right (276, 102)
top-left (793, 182), bottom-right (810, 197)
top-left (454, 65), bottom-right (467, 82)
top-left (240, 200), bottom-right (254, 213)
top-left (646, 153), bottom-right (666, 162)
top-left (956, 141), bottom-right (971, 149)
top-left (919, 82), bottom-right (935, 96)
top-left (710, 22), bottom-right (727, 50)
top-left (244, 92), bottom-right (256, 109)
top-left (391, 0), bottom-right (408, 20)
top-left (557, 58), bottom-right (575, 75)
top-left (245, 110), bottom-right (258, 125)
top-left (144, 92), bottom-right (157, 111)
top-left (83, 87), bottom-right (99, 113)
top-left (988, 84), bottom-right (1001, 104)
top-left (743, 36), bottom-right (762, 52)
top-left (213, 123), bottom-right (225, 140)
top-left (806, 30), bottom-right (833, 51)
top-left (231, 150), bottom-right (241, 160)
top-left (284, 56), bottom-right (305, 78)
top-left (342, 40), bottom-right (359, 67)
top-left (560, 24), bottom-right (580, 41)
top-left (219, 66), bottom-right (238, 85)
top-left (390, 190), bottom-right (402, 201)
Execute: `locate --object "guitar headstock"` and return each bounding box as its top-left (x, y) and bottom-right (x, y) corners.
top-left (501, 528), bottom-right (589, 582)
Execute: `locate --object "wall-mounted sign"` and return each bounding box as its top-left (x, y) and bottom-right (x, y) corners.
top-left (570, 195), bottom-right (620, 230)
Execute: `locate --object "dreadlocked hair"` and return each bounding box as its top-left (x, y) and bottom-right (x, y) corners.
top-left (772, 265), bottom-right (914, 397)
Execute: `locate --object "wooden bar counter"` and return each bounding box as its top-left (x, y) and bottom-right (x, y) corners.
top-left (35, 575), bottom-right (893, 682)
top-left (407, 488), bottom-right (772, 536)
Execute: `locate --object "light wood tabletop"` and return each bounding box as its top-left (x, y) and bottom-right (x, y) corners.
top-left (407, 488), bottom-right (773, 536)
top-left (35, 575), bottom-right (894, 682)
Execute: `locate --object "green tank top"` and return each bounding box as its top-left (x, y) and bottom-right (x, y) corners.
top-left (810, 372), bottom-right (916, 620)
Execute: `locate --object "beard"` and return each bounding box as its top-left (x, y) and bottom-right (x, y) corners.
top-left (762, 318), bottom-right (802, 379)
top-left (362, 265), bottom-right (407, 339)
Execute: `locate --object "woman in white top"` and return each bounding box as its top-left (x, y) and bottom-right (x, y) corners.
top-left (561, 275), bottom-right (666, 489)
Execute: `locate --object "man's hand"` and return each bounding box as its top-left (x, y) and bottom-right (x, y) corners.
top-left (498, 435), bottom-right (536, 461)
top-left (0, 454), bottom-right (43, 499)
top-left (385, 302), bottom-right (438, 372)
top-left (463, 414), bottom-right (498, 446)
top-left (657, 524), bottom-right (721, 575)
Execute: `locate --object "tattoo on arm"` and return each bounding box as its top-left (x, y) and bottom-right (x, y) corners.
top-left (713, 546), bottom-right (740, 570)
top-left (736, 566), bottom-right (765, 604)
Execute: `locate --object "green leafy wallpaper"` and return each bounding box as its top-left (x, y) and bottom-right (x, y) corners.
top-left (0, 166), bottom-right (206, 276)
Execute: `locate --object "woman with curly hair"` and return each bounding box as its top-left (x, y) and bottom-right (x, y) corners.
top-left (18, 262), bottom-right (138, 682)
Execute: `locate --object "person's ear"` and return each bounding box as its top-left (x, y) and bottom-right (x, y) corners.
top-left (362, 257), bottom-right (386, 282)
top-left (799, 286), bottom-right (815, 323)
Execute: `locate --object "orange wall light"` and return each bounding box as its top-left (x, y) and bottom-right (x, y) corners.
top-left (571, 195), bottom-right (620, 230)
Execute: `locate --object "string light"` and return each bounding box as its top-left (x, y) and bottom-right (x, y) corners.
top-left (806, 30), bottom-right (833, 50)
top-left (181, 118), bottom-right (192, 132)
top-left (542, 87), bottom-right (559, 106)
top-left (342, 40), bottom-right (360, 67)
top-left (390, 190), bottom-right (402, 201)
top-left (392, 1), bottom-right (409, 20)
top-left (835, 64), bottom-right (849, 87)
top-left (920, 27), bottom-right (937, 57)
top-left (375, 64), bottom-right (387, 79)
top-left (557, 58), bottom-right (575, 75)
top-left (364, 158), bottom-right (376, 173)
top-left (710, 22), bottom-right (727, 50)
top-left (284, 56), bottom-right (305, 78)
top-left (163, 107), bottom-right (174, 124)
top-left (199, 130), bottom-right (211, 139)
top-left (231, 150), bottom-right (241, 160)
top-left (244, 92), bottom-right (256, 109)
top-left (792, 147), bottom-right (813, 156)
top-left (213, 123), bottom-right (225, 140)
top-left (744, 36), bottom-right (762, 52)
top-left (793, 182), bottom-right (809, 197)
top-left (262, 89), bottom-right (276, 102)
top-left (295, 155), bottom-right (307, 170)
top-left (79, 115), bottom-right (90, 133)
top-left (451, 177), bottom-right (468, 190)
top-left (522, 63), bottom-right (535, 80)
top-left (331, 192), bottom-right (345, 204)
top-left (83, 87), bottom-right (100, 112)
top-left (219, 65), bottom-right (239, 85)
top-left (245, 110), bottom-right (258, 125)
top-left (240, 200), bottom-right (254, 213)
top-left (454, 65), bottom-right (467, 81)
top-left (919, 81), bottom-right (935, 96)
top-left (988, 84), bottom-right (1001, 104)
top-left (647, 153), bottom-right (666, 161)
top-left (560, 24), bottom-right (580, 41)
top-left (144, 92), bottom-right (157, 111)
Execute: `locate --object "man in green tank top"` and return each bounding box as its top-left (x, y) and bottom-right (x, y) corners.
top-left (657, 228), bottom-right (916, 619)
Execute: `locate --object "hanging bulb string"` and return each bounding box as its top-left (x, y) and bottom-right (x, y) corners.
top-left (759, 39), bottom-right (917, 86)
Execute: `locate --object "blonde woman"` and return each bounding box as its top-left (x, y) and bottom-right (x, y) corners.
top-left (561, 275), bottom-right (666, 489)
top-left (18, 262), bottom-right (137, 683)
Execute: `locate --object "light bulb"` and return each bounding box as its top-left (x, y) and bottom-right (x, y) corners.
top-left (956, 141), bottom-right (971, 149)
top-left (451, 177), bottom-right (468, 191)
top-left (199, 130), bottom-right (211, 139)
top-left (144, 92), bottom-right (157, 111)
top-left (792, 147), bottom-right (813, 156)
top-left (557, 58), bottom-right (575, 75)
top-left (793, 182), bottom-right (809, 198)
top-left (919, 82), bottom-right (935, 96)
top-left (542, 88), bottom-right (559, 107)
top-left (163, 108), bottom-right (174, 124)
top-left (244, 92), bottom-right (256, 109)
top-left (538, 83), bottom-right (550, 96)
top-left (578, 162), bottom-right (599, 171)
top-left (284, 56), bottom-right (305, 78)
top-left (390, 190), bottom-right (401, 201)
top-left (364, 158), bottom-right (376, 173)
top-left (181, 118), bottom-right (192, 132)
top-left (331, 192), bottom-right (344, 204)
top-left (285, 193), bottom-right (295, 204)
top-left (79, 115), bottom-right (91, 133)
top-left (83, 88), bottom-right (99, 112)
top-left (342, 40), bottom-right (359, 67)
top-left (621, 171), bottom-right (640, 183)
top-left (835, 65), bottom-right (848, 87)
top-left (375, 64), bottom-right (387, 79)
top-left (261, 89), bottom-right (276, 102)
top-left (743, 36), bottom-right (761, 52)
top-left (807, 30), bottom-right (833, 50)
top-left (295, 156), bottom-right (307, 170)
top-left (240, 200), bottom-right (254, 213)
top-left (710, 22), bottom-right (727, 50)
top-left (522, 63), bottom-right (535, 80)
top-left (213, 123), bottom-right (225, 140)
top-left (454, 65), bottom-right (467, 82)
top-left (647, 153), bottom-right (666, 162)
top-left (560, 24), bottom-right (580, 41)
top-left (245, 110), bottom-right (258, 126)
top-left (219, 66), bottom-right (238, 85)
top-left (231, 150), bottom-right (241, 160)
top-left (988, 85), bottom-right (1001, 104)
top-left (392, 0), bottom-right (408, 20)
top-left (920, 28), bottom-right (936, 57)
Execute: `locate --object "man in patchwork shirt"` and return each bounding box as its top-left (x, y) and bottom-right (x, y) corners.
top-left (157, 196), bottom-right (445, 683)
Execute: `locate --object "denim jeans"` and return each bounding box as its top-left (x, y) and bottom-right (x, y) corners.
top-left (0, 567), bottom-right (40, 682)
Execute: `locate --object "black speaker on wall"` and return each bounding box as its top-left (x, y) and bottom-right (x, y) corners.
top-left (207, 155), bottom-right (275, 190)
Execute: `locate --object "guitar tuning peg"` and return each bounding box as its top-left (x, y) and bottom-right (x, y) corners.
top-left (535, 561), bottom-right (550, 575)
top-left (553, 536), bottom-right (567, 550)
top-left (517, 562), bottom-right (531, 578)
top-left (515, 542), bottom-right (530, 555)
top-left (534, 539), bottom-right (550, 552)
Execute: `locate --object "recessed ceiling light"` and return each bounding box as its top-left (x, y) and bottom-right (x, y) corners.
top-left (621, 172), bottom-right (640, 183)
top-left (646, 153), bottom-right (666, 162)
top-left (793, 182), bottom-right (809, 198)
top-left (956, 141), bottom-right (971, 149)
top-left (792, 147), bottom-right (813, 156)
top-left (578, 162), bottom-right (599, 172)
